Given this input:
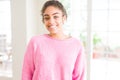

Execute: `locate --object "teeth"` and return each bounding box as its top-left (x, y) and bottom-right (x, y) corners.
top-left (49, 26), bottom-right (57, 30)
top-left (50, 26), bottom-right (56, 28)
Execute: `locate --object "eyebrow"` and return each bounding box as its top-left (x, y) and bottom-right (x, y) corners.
top-left (43, 12), bottom-right (60, 17)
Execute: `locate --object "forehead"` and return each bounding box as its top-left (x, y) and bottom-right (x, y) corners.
top-left (43, 6), bottom-right (63, 16)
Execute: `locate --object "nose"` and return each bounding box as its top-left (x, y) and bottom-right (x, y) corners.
top-left (48, 17), bottom-right (55, 25)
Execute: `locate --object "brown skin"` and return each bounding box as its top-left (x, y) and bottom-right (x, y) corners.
top-left (43, 6), bottom-right (69, 40)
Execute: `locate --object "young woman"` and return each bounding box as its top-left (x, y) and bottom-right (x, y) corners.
top-left (22, 0), bottom-right (86, 80)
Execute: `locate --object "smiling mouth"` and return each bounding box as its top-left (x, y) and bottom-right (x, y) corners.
top-left (48, 26), bottom-right (57, 30)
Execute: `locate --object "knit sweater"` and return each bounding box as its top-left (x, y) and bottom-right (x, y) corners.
top-left (22, 34), bottom-right (85, 80)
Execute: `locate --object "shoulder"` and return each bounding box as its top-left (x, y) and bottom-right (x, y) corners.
top-left (31, 34), bottom-right (46, 41)
top-left (28, 34), bottom-right (47, 44)
top-left (71, 36), bottom-right (83, 46)
top-left (71, 36), bottom-right (85, 50)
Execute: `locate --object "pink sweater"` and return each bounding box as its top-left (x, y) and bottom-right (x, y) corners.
top-left (22, 34), bottom-right (85, 80)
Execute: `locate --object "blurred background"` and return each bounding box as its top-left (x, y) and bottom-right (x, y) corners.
top-left (0, 0), bottom-right (120, 80)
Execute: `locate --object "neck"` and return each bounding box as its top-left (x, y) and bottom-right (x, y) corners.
top-left (48, 33), bottom-right (70, 40)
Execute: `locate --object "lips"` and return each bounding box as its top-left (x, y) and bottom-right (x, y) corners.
top-left (48, 26), bottom-right (57, 30)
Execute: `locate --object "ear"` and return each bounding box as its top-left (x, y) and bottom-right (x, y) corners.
top-left (62, 15), bottom-right (67, 24)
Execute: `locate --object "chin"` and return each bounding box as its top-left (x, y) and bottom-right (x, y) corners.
top-left (49, 31), bottom-right (58, 35)
top-left (49, 30), bottom-right (58, 34)
top-left (50, 32), bottom-right (57, 35)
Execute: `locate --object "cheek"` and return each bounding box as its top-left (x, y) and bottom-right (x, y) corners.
top-left (59, 20), bottom-right (64, 25)
top-left (43, 20), bottom-right (48, 25)
top-left (57, 18), bottom-right (64, 24)
top-left (43, 22), bottom-right (49, 29)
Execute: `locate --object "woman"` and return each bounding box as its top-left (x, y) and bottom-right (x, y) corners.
top-left (22, 0), bottom-right (86, 80)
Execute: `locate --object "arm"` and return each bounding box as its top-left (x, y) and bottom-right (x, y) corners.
top-left (22, 39), bottom-right (35, 80)
top-left (72, 46), bottom-right (86, 80)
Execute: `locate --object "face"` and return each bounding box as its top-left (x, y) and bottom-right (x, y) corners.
top-left (43, 6), bottom-right (66, 35)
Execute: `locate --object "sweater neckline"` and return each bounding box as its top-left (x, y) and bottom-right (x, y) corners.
top-left (44, 34), bottom-right (74, 42)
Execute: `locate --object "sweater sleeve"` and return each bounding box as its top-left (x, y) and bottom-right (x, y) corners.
top-left (72, 46), bottom-right (86, 80)
top-left (22, 38), bottom-right (35, 80)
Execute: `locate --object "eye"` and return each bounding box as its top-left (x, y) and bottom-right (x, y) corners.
top-left (54, 16), bottom-right (59, 19)
top-left (44, 17), bottom-right (50, 21)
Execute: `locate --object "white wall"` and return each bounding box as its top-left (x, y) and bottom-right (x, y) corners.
top-left (0, 77), bottom-right (12, 80)
top-left (26, 0), bottom-right (48, 42)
